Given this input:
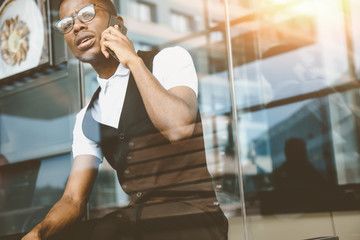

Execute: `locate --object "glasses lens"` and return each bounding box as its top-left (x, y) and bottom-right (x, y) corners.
top-left (78, 5), bottom-right (96, 22)
top-left (56, 17), bottom-right (74, 34)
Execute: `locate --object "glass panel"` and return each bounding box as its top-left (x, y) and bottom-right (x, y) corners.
top-left (229, 0), bottom-right (360, 239)
top-left (0, 153), bottom-right (72, 236)
top-left (349, 0), bottom-right (360, 77)
top-left (238, 92), bottom-right (360, 239)
top-left (0, 51), bottom-right (81, 236)
top-left (0, 70), bottom-right (79, 163)
top-left (230, 0), bottom-right (352, 109)
top-left (330, 91), bottom-right (360, 185)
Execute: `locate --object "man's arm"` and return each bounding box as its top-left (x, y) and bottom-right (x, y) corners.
top-left (22, 155), bottom-right (99, 240)
top-left (101, 26), bottom-right (198, 142)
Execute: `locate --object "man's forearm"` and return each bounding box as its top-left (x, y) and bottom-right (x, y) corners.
top-left (23, 155), bottom-right (99, 240)
top-left (25, 195), bottom-right (86, 240)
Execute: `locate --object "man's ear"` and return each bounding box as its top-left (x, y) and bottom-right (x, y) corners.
top-left (116, 16), bottom-right (124, 24)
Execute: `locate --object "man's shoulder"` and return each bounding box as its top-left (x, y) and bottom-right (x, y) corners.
top-left (155, 46), bottom-right (190, 59)
top-left (153, 46), bottom-right (193, 69)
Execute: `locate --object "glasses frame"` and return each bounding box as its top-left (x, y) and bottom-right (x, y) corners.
top-left (55, 4), bottom-right (113, 34)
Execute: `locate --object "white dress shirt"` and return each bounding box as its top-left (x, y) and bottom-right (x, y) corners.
top-left (72, 46), bottom-right (198, 161)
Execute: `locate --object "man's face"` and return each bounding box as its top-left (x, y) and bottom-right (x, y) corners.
top-left (59, 0), bottom-right (110, 63)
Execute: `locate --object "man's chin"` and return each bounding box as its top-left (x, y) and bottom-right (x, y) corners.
top-left (77, 53), bottom-right (105, 64)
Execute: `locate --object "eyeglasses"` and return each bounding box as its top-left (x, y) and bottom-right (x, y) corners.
top-left (55, 4), bottom-right (112, 34)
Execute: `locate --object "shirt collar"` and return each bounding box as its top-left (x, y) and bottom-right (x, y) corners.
top-left (97, 63), bottom-right (130, 90)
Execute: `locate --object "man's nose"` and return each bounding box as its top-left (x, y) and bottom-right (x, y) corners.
top-left (73, 18), bottom-right (88, 34)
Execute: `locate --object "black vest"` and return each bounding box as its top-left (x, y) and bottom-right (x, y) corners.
top-left (83, 51), bottom-right (217, 206)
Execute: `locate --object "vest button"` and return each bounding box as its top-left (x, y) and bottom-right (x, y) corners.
top-left (119, 133), bottom-right (125, 139)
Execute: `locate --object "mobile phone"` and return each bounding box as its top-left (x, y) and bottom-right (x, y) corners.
top-left (107, 15), bottom-right (128, 61)
top-left (108, 15), bottom-right (127, 35)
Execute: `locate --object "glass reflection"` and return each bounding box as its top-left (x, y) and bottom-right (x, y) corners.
top-left (238, 92), bottom-right (360, 237)
top-left (229, 0), bottom-right (352, 108)
top-left (349, 0), bottom-right (360, 77)
top-left (0, 0), bottom-right (358, 239)
top-left (229, 0), bottom-right (360, 238)
top-left (0, 60), bottom-right (80, 237)
top-left (0, 76), bottom-right (78, 163)
top-left (0, 154), bottom-right (71, 236)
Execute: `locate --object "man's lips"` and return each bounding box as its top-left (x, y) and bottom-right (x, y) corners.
top-left (78, 38), bottom-right (95, 49)
top-left (75, 33), bottom-right (96, 50)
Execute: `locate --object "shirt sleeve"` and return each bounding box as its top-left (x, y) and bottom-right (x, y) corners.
top-left (153, 46), bottom-right (198, 96)
top-left (72, 108), bottom-right (103, 162)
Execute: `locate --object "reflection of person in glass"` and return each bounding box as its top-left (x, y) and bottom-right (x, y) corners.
top-left (273, 138), bottom-right (325, 188)
top-left (22, 0), bottom-right (227, 239)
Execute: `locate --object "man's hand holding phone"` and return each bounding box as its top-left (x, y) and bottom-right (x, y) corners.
top-left (100, 16), bottom-right (138, 68)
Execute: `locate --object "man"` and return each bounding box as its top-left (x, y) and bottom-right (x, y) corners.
top-left (23, 0), bottom-right (228, 239)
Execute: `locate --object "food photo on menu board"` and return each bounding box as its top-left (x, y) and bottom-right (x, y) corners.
top-left (0, 0), bottom-right (49, 79)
